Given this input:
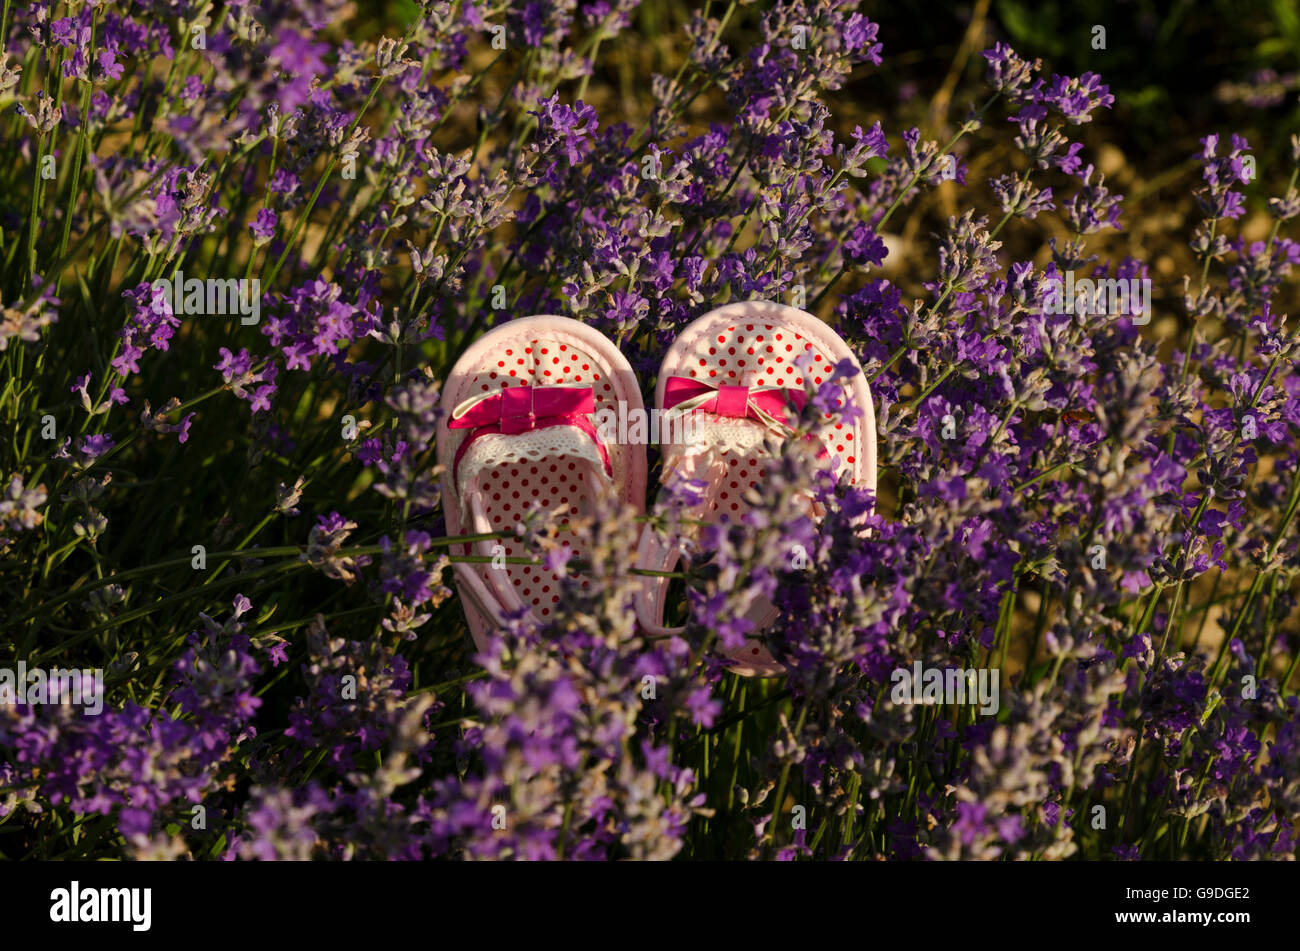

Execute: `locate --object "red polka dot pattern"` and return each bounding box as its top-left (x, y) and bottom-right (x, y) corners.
top-left (659, 313), bottom-right (870, 676)
top-left (455, 337), bottom-right (621, 621)
top-left (680, 323), bottom-right (859, 525)
top-left (478, 462), bottom-right (590, 614)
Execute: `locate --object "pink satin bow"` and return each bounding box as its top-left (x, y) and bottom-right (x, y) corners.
top-left (662, 376), bottom-right (807, 429)
top-left (449, 384), bottom-right (610, 479)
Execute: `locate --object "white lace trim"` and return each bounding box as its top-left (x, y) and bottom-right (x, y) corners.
top-left (661, 416), bottom-right (779, 470)
top-left (457, 426), bottom-right (609, 519)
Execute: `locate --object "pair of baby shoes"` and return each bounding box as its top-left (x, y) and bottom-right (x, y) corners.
top-left (436, 300), bottom-right (876, 677)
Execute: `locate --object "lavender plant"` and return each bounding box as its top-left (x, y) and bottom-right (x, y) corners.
top-left (0, 0), bottom-right (1297, 861)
